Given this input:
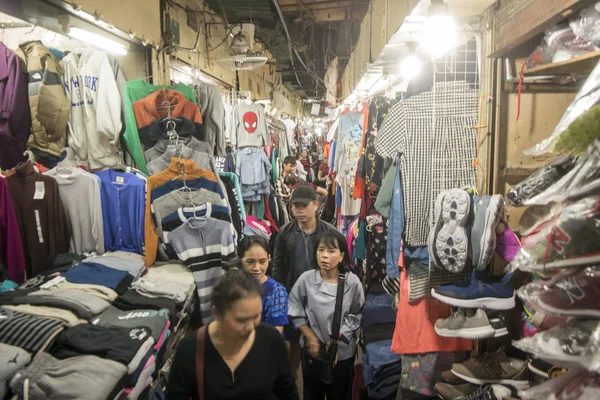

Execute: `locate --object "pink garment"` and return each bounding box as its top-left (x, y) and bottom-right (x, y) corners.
top-left (246, 216), bottom-right (272, 237)
top-left (123, 361), bottom-right (155, 399)
top-left (495, 218), bottom-right (521, 262)
top-left (153, 321), bottom-right (171, 351)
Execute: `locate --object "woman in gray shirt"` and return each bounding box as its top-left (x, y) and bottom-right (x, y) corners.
top-left (288, 231), bottom-right (365, 400)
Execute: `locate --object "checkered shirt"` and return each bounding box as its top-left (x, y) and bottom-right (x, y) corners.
top-left (375, 81), bottom-right (478, 246)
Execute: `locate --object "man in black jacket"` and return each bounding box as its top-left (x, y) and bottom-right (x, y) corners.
top-left (272, 185), bottom-right (337, 379)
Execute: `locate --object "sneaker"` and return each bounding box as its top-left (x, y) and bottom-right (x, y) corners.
top-left (431, 270), bottom-right (516, 310)
top-left (429, 189), bottom-right (470, 273)
top-left (537, 267), bottom-right (600, 317)
top-left (442, 369), bottom-right (467, 385)
top-left (507, 195), bottom-right (600, 273)
top-left (506, 155), bottom-right (576, 206)
top-left (451, 350), bottom-right (530, 389)
top-left (472, 195), bottom-right (504, 270)
top-left (435, 309), bottom-right (508, 339)
top-left (460, 385), bottom-right (514, 400)
top-left (527, 358), bottom-right (554, 378)
top-left (435, 383), bottom-right (473, 399)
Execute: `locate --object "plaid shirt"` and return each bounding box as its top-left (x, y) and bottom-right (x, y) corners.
top-left (375, 81), bottom-right (478, 246)
top-left (275, 176), bottom-right (291, 205)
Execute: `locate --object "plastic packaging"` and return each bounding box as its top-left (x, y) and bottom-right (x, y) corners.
top-left (506, 194), bottom-right (600, 273)
top-left (570, 2), bottom-right (600, 47)
top-left (546, 26), bottom-right (596, 62)
top-left (519, 370), bottom-right (600, 400)
top-left (506, 155), bottom-right (576, 206)
top-left (512, 319), bottom-right (600, 372)
top-left (525, 59), bottom-right (600, 156)
top-left (525, 137), bottom-right (600, 205)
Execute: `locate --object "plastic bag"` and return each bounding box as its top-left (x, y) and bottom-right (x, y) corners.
top-left (546, 26), bottom-right (596, 62)
top-left (506, 194), bottom-right (600, 273)
top-left (506, 155), bottom-right (576, 206)
top-left (525, 137), bottom-right (600, 205)
top-left (525, 59), bottom-right (600, 156)
top-left (519, 370), bottom-right (600, 400)
top-left (570, 2), bottom-right (600, 47)
top-left (512, 319), bottom-right (600, 372)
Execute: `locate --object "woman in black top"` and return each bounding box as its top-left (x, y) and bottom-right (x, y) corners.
top-left (167, 270), bottom-right (299, 400)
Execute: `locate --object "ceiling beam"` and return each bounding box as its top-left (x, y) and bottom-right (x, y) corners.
top-left (280, 0), bottom-right (370, 12)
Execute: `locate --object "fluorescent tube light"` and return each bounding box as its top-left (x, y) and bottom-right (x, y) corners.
top-left (67, 26), bottom-right (127, 55)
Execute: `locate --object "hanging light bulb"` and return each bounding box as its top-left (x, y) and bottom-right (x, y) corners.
top-left (400, 42), bottom-right (421, 80)
top-left (420, 0), bottom-right (456, 58)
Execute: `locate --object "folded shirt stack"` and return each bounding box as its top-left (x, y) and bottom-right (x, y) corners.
top-left (131, 277), bottom-right (194, 305)
top-left (62, 262), bottom-right (133, 293)
top-left (12, 289), bottom-right (111, 320)
top-left (90, 306), bottom-right (170, 343)
top-left (0, 308), bottom-right (64, 356)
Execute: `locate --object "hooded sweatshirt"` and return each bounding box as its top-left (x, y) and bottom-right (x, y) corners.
top-left (62, 51), bottom-right (124, 169)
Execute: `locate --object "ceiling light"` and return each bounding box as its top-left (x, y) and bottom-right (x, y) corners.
top-left (400, 43), bottom-right (421, 80)
top-left (67, 26), bottom-right (127, 55)
top-left (420, 0), bottom-right (456, 58)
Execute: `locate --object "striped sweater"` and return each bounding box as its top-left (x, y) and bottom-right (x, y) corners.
top-left (168, 217), bottom-right (236, 324)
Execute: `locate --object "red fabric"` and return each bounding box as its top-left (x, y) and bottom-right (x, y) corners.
top-left (391, 266), bottom-right (473, 355)
top-left (352, 105), bottom-right (370, 199)
top-left (263, 194), bottom-right (279, 233)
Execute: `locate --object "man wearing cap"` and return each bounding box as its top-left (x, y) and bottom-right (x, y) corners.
top-left (272, 185), bottom-right (337, 379)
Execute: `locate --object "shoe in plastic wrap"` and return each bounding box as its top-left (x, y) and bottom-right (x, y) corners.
top-left (537, 266), bottom-right (600, 317)
top-left (472, 195), bottom-right (504, 269)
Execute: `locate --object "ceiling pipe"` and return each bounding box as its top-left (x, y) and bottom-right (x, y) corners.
top-left (272, 0), bottom-right (303, 88)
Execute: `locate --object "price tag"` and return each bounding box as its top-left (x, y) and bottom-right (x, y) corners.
top-left (33, 181), bottom-right (45, 200)
top-left (40, 276), bottom-right (66, 289)
top-left (115, 176), bottom-right (125, 185)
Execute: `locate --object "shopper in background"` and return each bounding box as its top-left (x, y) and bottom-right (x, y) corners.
top-left (284, 174), bottom-right (328, 201)
top-left (299, 150), bottom-right (311, 174)
top-left (316, 153), bottom-right (329, 188)
top-left (288, 230), bottom-right (364, 400)
top-left (237, 235), bottom-right (288, 333)
top-left (167, 269), bottom-right (299, 400)
top-left (273, 185), bottom-right (337, 379)
top-left (310, 151), bottom-right (320, 183)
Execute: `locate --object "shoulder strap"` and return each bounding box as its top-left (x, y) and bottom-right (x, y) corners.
top-left (330, 273), bottom-right (346, 341)
top-left (195, 326), bottom-right (207, 400)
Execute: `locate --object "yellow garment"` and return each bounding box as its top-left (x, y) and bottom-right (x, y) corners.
top-left (145, 158), bottom-right (217, 266)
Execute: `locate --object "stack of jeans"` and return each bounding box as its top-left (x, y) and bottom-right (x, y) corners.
top-left (361, 294), bottom-right (401, 399)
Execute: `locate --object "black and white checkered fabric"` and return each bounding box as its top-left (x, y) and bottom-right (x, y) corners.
top-left (375, 81), bottom-right (478, 246)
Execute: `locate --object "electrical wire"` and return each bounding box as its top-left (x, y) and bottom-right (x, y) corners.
top-left (165, 0), bottom-right (219, 17)
top-left (272, 0), bottom-right (302, 88)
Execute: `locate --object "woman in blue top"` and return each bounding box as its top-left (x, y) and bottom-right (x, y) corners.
top-left (238, 236), bottom-right (289, 333)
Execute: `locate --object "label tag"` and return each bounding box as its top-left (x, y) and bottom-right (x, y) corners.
top-left (115, 176), bottom-right (125, 185)
top-left (34, 210), bottom-right (44, 244)
top-left (33, 181), bottom-right (45, 200)
top-left (40, 276), bottom-right (65, 289)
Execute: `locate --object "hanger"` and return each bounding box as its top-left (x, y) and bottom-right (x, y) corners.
top-left (55, 147), bottom-right (77, 174)
top-left (157, 98), bottom-right (182, 123)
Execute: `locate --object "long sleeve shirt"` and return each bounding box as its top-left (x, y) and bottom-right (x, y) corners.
top-left (230, 103), bottom-right (270, 148)
top-left (0, 177), bottom-right (25, 283)
top-left (288, 270), bottom-right (364, 361)
top-left (44, 168), bottom-right (105, 255)
top-left (96, 170), bottom-right (145, 255)
top-left (194, 82), bottom-right (225, 156)
top-left (167, 324), bottom-right (299, 400)
top-left (123, 80), bottom-right (197, 174)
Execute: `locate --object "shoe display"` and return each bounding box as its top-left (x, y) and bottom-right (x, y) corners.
top-left (451, 349), bottom-right (530, 389)
top-left (434, 382), bottom-right (473, 399)
top-left (435, 309), bottom-right (508, 339)
top-left (519, 370), bottom-right (600, 400)
top-left (527, 358), bottom-right (554, 378)
top-left (431, 270), bottom-right (515, 310)
top-left (537, 266), bottom-right (600, 317)
top-left (460, 385), bottom-right (513, 400)
top-left (512, 319), bottom-right (600, 372)
top-left (507, 194), bottom-right (600, 273)
top-left (471, 195), bottom-right (504, 270)
top-left (506, 155), bottom-right (576, 206)
top-left (429, 189), bottom-right (470, 273)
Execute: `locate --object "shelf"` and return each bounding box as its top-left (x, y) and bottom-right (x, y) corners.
top-left (523, 51), bottom-right (600, 76)
top-left (501, 167), bottom-right (539, 178)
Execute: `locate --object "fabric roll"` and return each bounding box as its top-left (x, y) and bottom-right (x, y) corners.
top-left (10, 352), bottom-right (127, 400)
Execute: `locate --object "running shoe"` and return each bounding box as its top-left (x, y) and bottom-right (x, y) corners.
top-left (507, 194), bottom-right (600, 273)
top-left (537, 267), bottom-right (600, 317)
top-left (472, 195), bottom-right (504, 270)
top-left (431, 270), bottom-right (515, 310)
top-left (435, 309), bottom-right (508, 339)
top-left (451, 349), bottom-right (529, 389)
top-left (435, 383), bottom-right (473, 399)
top-left (429, 189), bottom-right (470, 273)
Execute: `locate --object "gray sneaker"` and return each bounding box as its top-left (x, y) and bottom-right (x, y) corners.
top-left (435, 309), bottom-right (508, 339)
top-left (451, 350), bottom-right (530, 389)
top-left (471, 195), bottom-right (504, 270)
top-left (434, 383), bottom-right (473, 399)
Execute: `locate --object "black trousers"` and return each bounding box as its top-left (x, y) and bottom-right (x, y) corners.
top-left (302, 350), bottom-right (354, 400)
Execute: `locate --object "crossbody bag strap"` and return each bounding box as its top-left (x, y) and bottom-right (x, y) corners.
top-left (195, 326), bottom-right (207, 400)
top-left (330, 273), bottom-right (346, 342)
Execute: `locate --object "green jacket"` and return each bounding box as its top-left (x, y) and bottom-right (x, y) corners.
top-left (123, 79), bottom-right (196, 174)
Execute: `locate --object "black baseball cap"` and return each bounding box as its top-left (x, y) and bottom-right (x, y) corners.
top-left (291, 185), bottom-right (318, 205)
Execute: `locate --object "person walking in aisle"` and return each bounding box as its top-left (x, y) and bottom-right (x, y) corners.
top-left (272, 185), bottom-right (337, 379)
top-left (288, 230), bottom-right (364, 400)
top-left (276, 156), bottom-right (299, 206)
top-left (167, 269), bottom-right (299, 400)
top-left (236, 235), bottom-right (288, 333)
